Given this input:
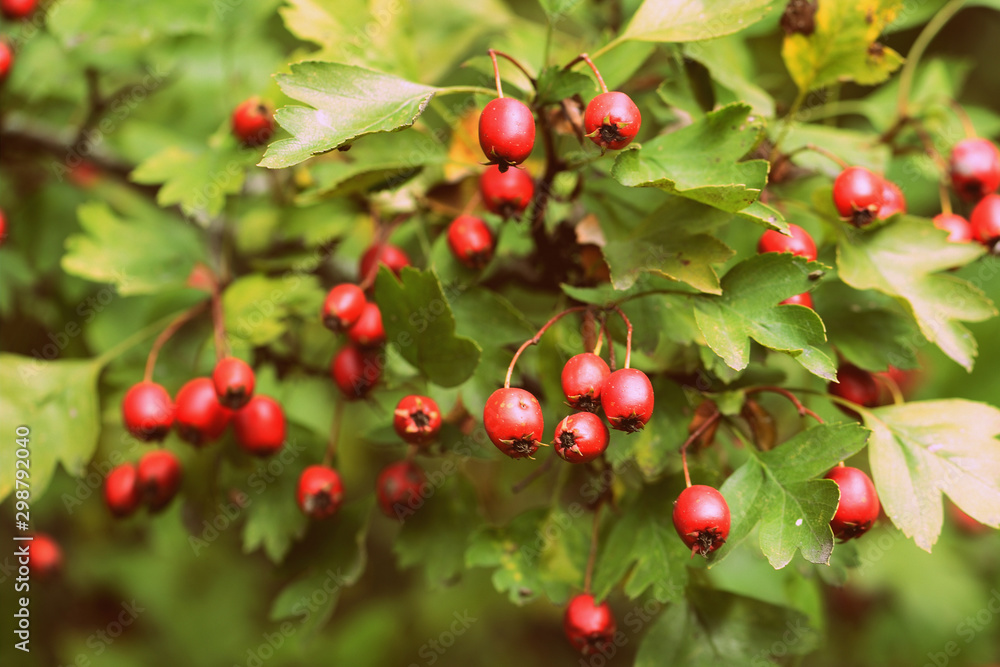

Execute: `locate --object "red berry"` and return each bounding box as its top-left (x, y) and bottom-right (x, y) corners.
top-left (346, 301), bottom-right (385, 347)
top-left (877, 180), bottom-right (906, 219)
top-left (483, 388), bottom-right (544, 459)
top-left (832, 166), bottom-right (883, 226)
top-left (948, 502), bottom-right (991, 535)
top-left (231, 97), bottom-right (274, 147)
top-left (600, 368), bottom-right (654, 433)
top-left (828, 363), bottom-right (881, 410)
top-left (174, 377), bottom-right (232, 446)
top-left (1, 0), bottom-right (36, 19)
top-left (780, 292), bottom-right (813, 308)
top-left (672, 485), bottom-right (731, 557)
top-left (561, 352), bottom-right (610, 413)
top-left (824, 466), bottom-right (880, 541)
top-left (359, 243), bottom-right (410, 281)
top-left (0, 41), bottom-right (12, 82)
top-left (553, 412), bottom-right (609, 463)
top-left (297, 465), bottom-right (344, 519)
top-left (122, 382), bottom-right (174, 442)
top-left (212, 357), bottom-right (256, 410)
top-left (447, 215), bottom-right (494, 269)
top-left (932, 213), bottom-right (973, 243)
top-left (331, 344), bottom-right (380, 399)
top-left (27, 534), bottom-right (61, 580)
top-left (479, 164), bottom-right (534, 217)
top-left (950, 138), bottom-right (1000, 201)
top-left (376, 461), bottom-right (427, 519)
top-left (971, 193), bottom-right (1000, 247)
top-left (563, 594), bottom-right (616, 655)
top-left (233, 395), bottom-right (286, 456)
top-left (584, 91), bottom-right (642, 151)
top-left (322, 283), bottom-right (366, 332)
top-left (478, 97), bottom-right (535, 171)
top-left (137, 450), bottom-right (182, 512)
top-left (757, 223), bottom-right (818, 261)
top-left (105, 463), bottom-right (142, 518)
top-left (393, 395), bottom-right (442, 446)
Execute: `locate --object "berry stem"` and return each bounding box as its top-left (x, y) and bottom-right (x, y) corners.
top-left (488, 49), bottom-right (537, 91)
top-left (488, 50), bottom-right (503, 98)
top-left (911, 118), bottom-right (950, 172)
top-left (939, 180), bottom-right (953, 216)
top-left (210, 278), bottom-right (228, 363)
top-left (792, 143), bottom-right (849, 170)
top-left (583, 503), bottom-right (603, 595)
top-left (143, 300), bottom-right (210, 382)
top-left (680, 410), bottom-right (722, 489)
top-left (602, 319), bottom-right (616, 371)
top-left (946, 98), bottom-right (978, 139)
top-left (896, 0), bottom-right (967, 118)
top-left (505, 306), bottom-right (588, 388)
top-left (611, 305), bottom-right (632, 369)
top-left (875, 374), bottom-right (905, 406)
top-left (565, 53), bottom-right (608, 94)
top-left (322, 400), bottom-right (345, 467)
top-left (746, 386), bottom-right (824, 424)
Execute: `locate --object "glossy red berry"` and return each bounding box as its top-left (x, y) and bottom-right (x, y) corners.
top-left (600, 368), bottom-right (654, 433)
top-left (233, 395), bottom-right (286, 456)
top-left (672, 485), bottom-right (731, 557)
top-left (483, 388), bottom-right (544, 459)
top-left (393, 395), bottom-right (442, 446)
top-left (297, 465), bottom-right (344, 519)
top-left (376, 461), bottom-right (427, 519)
top-left (970, 194), bottom-right (1000, 247)
top-left (478, 97), bottom-right (535, 171)
top-left (832, 166), bottom-right (883, 226)
top-left (757, 223), bottom-right (818, 261)
top-left (231, 97), bottom-right (274, 147)
top-left (877, 180), bottom-right (906, 219)
top-left (359, 243), bottom-right (410, 281)
top-left (346, 302), bottom-right (385, 347)
top-left (563, 594), bottom-right (616, 656)
top-left (825, 466), bottom-right (880, 541)
top-left (322, 283), bottom-right (367, 332)
top-left (212, 357), bottom-right (255, 410)
top-left (137, 450), bottom-right (182, 512)
top-left (585, 91), bottom-right (642, 151)
top-left (27, 534), bottom-right (61, 580)
top-left (122, 381), bottom-right (174, 442)
top-left (780, 292), bottom-right (813, 308)
top-left (480, 164), bottom-right (534, 217)
top-left (933, 213), bottom-right (973, 243)
top-left (828, 363), bottom-right (881, 410)
top-left (561, 353), bottom-right (610, 413)
top-left (174, 377), bottom-right (232, 446)
top-left (1, 0), bottom-right (36, 19)
top-left (0, 41), bottom-right (11, 82)
top-left (105, 463), bottom-right (142, 518)
top-left (553, 412), bottom-right (610, 464)
top-left (950, 138), bottom-right (1000, 201)
top-left (331, 344), bottom-right (380, 399)
top-left (447, 215), bottom-right (494, 269)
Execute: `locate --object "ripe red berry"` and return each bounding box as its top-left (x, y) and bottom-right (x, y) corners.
top-left (600, 368), bottom-right (654, 433)
top-left (174, 377), bottom-right (232, 446)
top-left (832, 166), bottom-right (883, 226)
top-left (27, 533), bottom-right (61, 580)
top-left (479, 164), bottom-right (534, 217)
top-left (233, 395), bottom-right (286, 456)
top-left (561, 352), bottom-right (610, 413)
top-left (346, 301), bottom-right (386, 347)
top-left (970, 193), bottom-right (1000, 247)
top-left (231, 97), bottom-right (275, 147)
top-left (447, 215), bottom-right (494, 269)
top-left (212, 357), bottom-right (256, 410)
top-left (877, 180), bottom-right (906, 219)
top-left (297, 465), bottom-right (344, 519)
top-left (393, 395), bottom-right (442, 446)
top-left (0, 41), bottom-right (12, 82)
top-left (757, 223), bottom-right (818, 261)
top-left (1, 0), bottom-right (36, 19)
top-left (331, 344), bottom-right (380, 399)
top-left (553, 412), bottom-right (610, 463)
top-left (949, 502), bottom-right (991, 535)
top-left (122, 381), bottom-right (174, 442)
top-left (563, 594), bottom-right (616, 656)
top-left (376, 461), bottom-right (427, 519)
top-left (672, 485), bottom-right (731, 557)
top-left (322, 283), bottom-right (366, 332)
top-left (584, 91), bottom-right (642, 151)
top-left (137, 450), bottom-right (182, 512)
top-left (950, 138), bottom-right (1000, 201)
top-left (478, 97), bottom-right (535, 171)
top-left (780, 292), bottom-right (813, 308)
top-left (483, 388), bottom-right (544, 459)
top-left (824, 466), bottom-right (880, 541)
top-left (105, 463), bottom-right (142, 518)
top-left (933, 213), bottom-right (973, 243)
top-left (359, 243), bottom-right (410, 281)
top-left (828, 363), bottom-right (881, 410)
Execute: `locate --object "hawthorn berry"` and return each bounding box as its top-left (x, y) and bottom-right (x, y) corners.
top-left (1, 0), bottom-right (36, 19)
top-left (105, 463), bottom-right (142, 518)
top-left (561, 352), bottom-right (610, 413)
top-left (393, 395), bottom-right (442, 446)
top-left (828, 363), bottom-right (881, 412)
top-left (483, 387), bottom-right (544, 459)
top-left (480, 164), bottom-right (534, 217)
top-left (949, 138), bottom-right (1000, 201)
top-left (949, 502), bottom-right (991, 535)
top-left (322, 283), bottom-right (367, 332)
top-left (585, 91), bottom-right (642, 151)
top-left (233, 395), bottom-right (286, 456)
top-left (447, 215), bottom-right (494, 269)
top-left (478, 97), bottom-right (535, 171)
top-left (832, 166), bottom-right (883, 226)
top-left (781, 292), bottom-right (813, 308)
top-left (346, 301), bottom-right (386, 347)
top-left (212, 357), bottom-right (256, 410)
top-left (0, 208), bottom-right (7, 246)
top-left (122, 381), bottom-right (174, 442)
top-left (27, 534), bottom-right (61, 580)
top-left (137, 450), bottom-right (182, 512)
top-left (600, 368), bottom-right (654, 433)
top-left (563, 594), bottom-right (616, 656)
top-left (876, 180), bottom-right (906, 219)
top-left (672, 485), bottom-right (731, 557)
top-left (0, 41), bottom-right (11, 82)
top-left (553, 412), bottom-right (609, 464)
top-left (231, 97), bottom-right (274, 147)
top-left (970, 193), bottom-right (1000, 248)
top-left (376, 461), bottom-right (427, 519)
top-left (359, 243), bottom-right (410, 280)
top-left (297, 465), bottom-right (344, 519)
top-left (933, 213), bottom-right (973, 243)
top-left (331, 344), bottom-right (381, 399)
top-left (824, 466), bottom-right (880, 541)
top-left (757, 223), bottom-right (818, 261)
top-left (174, 377), bottom-right (232, 446)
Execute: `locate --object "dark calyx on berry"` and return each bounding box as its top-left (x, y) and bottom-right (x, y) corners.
top-left (687, 527), bottom-right (726, 557)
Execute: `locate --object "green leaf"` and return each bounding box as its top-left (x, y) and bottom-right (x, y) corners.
top-left (374, 267), bottom-right (481, 387)
top-left (538, 0), bottom-right (582, 21)
top-left (534, 66), bottom-right (594, 106)
top-left (261, 62), bottom-right (439, 169)
top-left (837, 216), bottom-right (995, 370)
top-left (222, 274), bottom-right (325, 348)
top-left (819, 281), bottom-right (920, 372)
top-left (62, 202), bottom-right (206, 295)
top-left (863, 400), bottom-right (1000, 551)
top-left (683, 37), bottom-right (776, 117)
top-left (780, 124), bottom-right (891, 177)
top-left (622, 0), bottom-right (775, 43)
top-left (241, 451), bottom-right (309, 563)
top-left (611, 104), bottom-right (769, 213)
top-left (693, 253), bottom-right (836, 379)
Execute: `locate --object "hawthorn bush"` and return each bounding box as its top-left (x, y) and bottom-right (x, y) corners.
top-left (3, 1), bottom-right (1000, 666)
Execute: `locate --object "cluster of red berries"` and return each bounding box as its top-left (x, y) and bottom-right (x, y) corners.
top-left (757, 222), bottom-right (819, 307)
